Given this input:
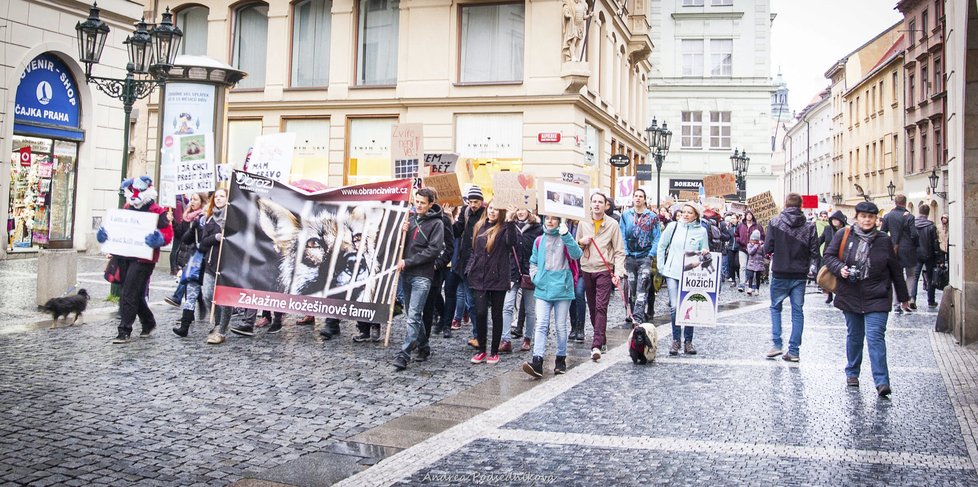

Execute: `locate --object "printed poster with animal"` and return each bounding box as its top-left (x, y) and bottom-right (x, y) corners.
top-left (677, 251), bottom-right (723, 327)
top-left (214, 171), bottom-right (411, 324)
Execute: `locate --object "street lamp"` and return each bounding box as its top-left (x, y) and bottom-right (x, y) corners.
top-left (887, 180), bottom-right (896, 201)
top-left (645, 118), bottom-right (672, 208)
top-left (76, 3), bottom-right (182, 208)
top-left (730, 149), bottom-right (750, 201)
top-left (929, 168), bottom-right (948, 199)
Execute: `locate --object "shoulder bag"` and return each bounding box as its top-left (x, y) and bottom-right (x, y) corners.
top-left (816, 227), bottom-right (850, 294)
top-left (512, 248), bottom-right (534, 290)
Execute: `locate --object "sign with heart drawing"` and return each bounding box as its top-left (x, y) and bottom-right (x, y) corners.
top-left (491, 171), bottom-right (538, 211)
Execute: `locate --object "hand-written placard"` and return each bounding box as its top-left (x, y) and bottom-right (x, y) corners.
top-left (703, 197), bottom-right (725, 212)
top-left (703, 173), bottom-right (737, 197)
top-left (392, 124), bottom-right (423, 180)
top-left (747, 191), bottom-right (779, 227)
top-left (729, 201), bottom-right (748, 214)
top-left (678, 190), bottom-right (699, 202)
top-left (538, 179), bottom-right (588, 221)
top-left (492, 172), bottom-right (537, 210)
top-left (423, 172), bottom-right (463, 206)
top-left (100, 209), bottom-right (158, 260)
top-left (423, 153), bottom-right (458, 174)
top-left (248, 133), bottom-right (295, 182)
top-left (175, 132), bottom-right (216, 194)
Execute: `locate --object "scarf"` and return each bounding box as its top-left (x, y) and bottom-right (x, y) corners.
top-left (851, 225), bottom-right (878, 277)
top-left (210, 206), bottom-right (227, 229)
top-left (183, 207), bottom-right (204, 223)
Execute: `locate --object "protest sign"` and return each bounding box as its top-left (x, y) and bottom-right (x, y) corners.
top-left (703, 173), bottom-right (737, 197)
top-left (747, 191), bottom-right (779, 227)
top-left (615, 176), bottom-right (635, 207)
top-left (392, 123), bottom-right (423, 180)
top-left (214, 171), bottom-right (411, 324)
top-left (174, 132), bottom-right (216, 195)
top-left (561, 172), bottom-right (591, 185)
top-left (423, 172), bottom-right (463, 206)
top-left (729, 201), bottom-right (748, 214)
top-left (678, 190), bottom-right (699, 202)
top-left (802, 194), bottom-right (819, 209)
top-left (492, 172), bottom-right (537, 210)
top-left (423, 153), bottom-right (458, 174)
top-left (676, 251), bottom-right (723, 326)
top-left (538, 179), bottom-right (588, 221)
top-left (100, 209), bottom-right (158, 260)
top-left (703, 197), bottom-right (725, 211)
top-left (248, 133), bottom-right (295, 182)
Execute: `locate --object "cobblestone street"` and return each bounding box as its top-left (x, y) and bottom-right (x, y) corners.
top-left (1, 255), bottom-right (977, 486)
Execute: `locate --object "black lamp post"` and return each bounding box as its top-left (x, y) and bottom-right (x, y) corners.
top-left (730, 149), bottom-right (750, 201)
top-left (887, 180), bottom-right (896, 201)
top-left (645, 118), bottom-right (672, 208)
top-left (76, 2), bottom-right (182, 208)
top-left (929, 168), bottom-right (947, 199)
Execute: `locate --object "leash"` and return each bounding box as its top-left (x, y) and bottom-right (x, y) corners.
top-left (588, 240), bottom-right (634, 323)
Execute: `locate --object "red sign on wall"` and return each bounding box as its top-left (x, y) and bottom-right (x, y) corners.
top-left (537, 132), bottom-right (561, 143)
top-left (802, 195), bottom-right (819, 209)
top-left (18, 146), bottom-right (31, 166)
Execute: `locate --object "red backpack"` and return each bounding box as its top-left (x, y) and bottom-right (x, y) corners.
top-left (534, 236), bottom-right (580, 285)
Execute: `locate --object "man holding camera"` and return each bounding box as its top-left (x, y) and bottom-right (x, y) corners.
top-left (764, 193), bottom-right (819, 362)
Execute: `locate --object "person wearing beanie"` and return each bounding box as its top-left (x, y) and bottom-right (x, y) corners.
top-left (453, 185), bottom-right (486, 348)
top-left (656, 203), bottom-right (709, 355)
top-left (763, 193), bottom-right (819, 362)
top-left (745, 229), bottom-right (765, 296)
top-left (823, 200), bottom-right (910, 397)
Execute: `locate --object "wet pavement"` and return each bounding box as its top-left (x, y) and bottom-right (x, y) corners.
top-left (1, 255), bottom-right (977, 486)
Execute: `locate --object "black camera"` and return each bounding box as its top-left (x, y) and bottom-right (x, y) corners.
top-left (846, 264), bottom-right (864, 283)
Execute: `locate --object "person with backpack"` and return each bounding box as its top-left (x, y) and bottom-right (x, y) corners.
top-left (735, 211), bottom-right (765, 292)
top-left (454, 186), bottom-right (486, 349)
top-left (522, 216), bottom-right (583, 377)
top-left (424, 203), bottom-right (456, 341)
top-left (657, 203), bottom-right (709, 355)
top-left (911, 205), bottom-right (940, 308)
top-left (880, 194), bottom-right (919, 314)
top-left (619, 189), bottom-right (661, 325)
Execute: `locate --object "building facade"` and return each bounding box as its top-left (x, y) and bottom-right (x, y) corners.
top-left (783, 89), bottom-right (831, 203)
top-left (1, 0), bottom-right (143, 259)
top-left (897, 0), bottom-right (947, 219)
top-left (648, 0), bottom-right (777, 203)
top-left (136, 0), bottom-right (654, 202)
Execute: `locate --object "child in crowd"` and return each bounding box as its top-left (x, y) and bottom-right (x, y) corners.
top-left (745, 229), bottom-right (765, 296)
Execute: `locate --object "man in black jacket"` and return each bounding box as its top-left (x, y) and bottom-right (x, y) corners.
top-left (393, 188), bottom-right (445, 370)
top-left (423, 199), bottom-right (456, 342)
top-left (911, 205), bottom-right (940, 308)
top-left (453, 186), bottom-right (486, 347)
top-left (764, 193), bottom-right (819, 362)
top-left (880, 194), bottom-right (919, 314)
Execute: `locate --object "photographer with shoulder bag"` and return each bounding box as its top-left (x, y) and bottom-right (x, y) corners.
top-left (823, 201), bottom-right (910, 398)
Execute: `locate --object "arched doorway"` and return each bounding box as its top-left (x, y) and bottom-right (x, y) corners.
top-left (7, 53), bottom-right (83, 252)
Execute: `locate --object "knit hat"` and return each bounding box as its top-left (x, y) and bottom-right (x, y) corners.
top-left (854, 201), bottom-right (879, 215)
top-left (467, 185), bottom-right (484, 201)
top-left (750, 229), bottom-right (761, 241)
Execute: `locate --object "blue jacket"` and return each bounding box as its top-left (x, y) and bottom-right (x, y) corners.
top-left (620, 208), bottom-right (661, 258)
top-left (529, 228), bottom-right (583, 302)
top-left (656, 220), bottom-right (709, 280)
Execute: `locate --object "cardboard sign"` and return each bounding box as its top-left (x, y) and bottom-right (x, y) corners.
top-left (392, 123), bottom-right (423, 180)
top-left (747, 191), bottom-right (779, 227)
top-left (561, 172), bottom-right (591, 185)
top-left (678, 190), bottom-right (699, 202)
top-left (615, 176), bottom-right (635, 207)
top-left (677, 251), bottom-right (723, 326)
top-left (729, 201), bottom-right (748, 214)
top-left (492, 172), bottom-right (537, 210)
top-left (423, 173), bottom-right (463, 206)
top-left (703, 173), bottom-right (737, 198)
top-left (248, 133), bottom-right (295, 182)
top-left (703, 197), bottom-right (725, 211)
top-left (538, 179), bottom-right (588, 221)
top-left (423, 153), bottom-right (458, 174)
top-left (100, 209), bottom-right (158, 260)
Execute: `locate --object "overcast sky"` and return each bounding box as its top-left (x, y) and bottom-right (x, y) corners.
top-left (770, 0), bottom-right (904, 114)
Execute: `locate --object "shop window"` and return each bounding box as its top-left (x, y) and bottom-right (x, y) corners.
top-left (348, 118), bottom-right (396, 185)
top-left (460, 3), bottom-right (524, 83)
top-left (455, 113), bottom-right (523, 197)
top-left (285, 118), bottom-right (331, 182)
top-left (232, 3), bottom-right (269, 89)
top-left (8, 137), bottom-right (78, 250)
top-left (292, 0), bottom-right (332, 87)
top-left (227, 119), bottom-right (263, 168)
top-left (356, 0), bottom-right (399, 86)
top-left (176, 6), bottom-right (209, 56)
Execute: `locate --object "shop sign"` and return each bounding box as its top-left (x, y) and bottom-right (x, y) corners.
top-left (538, 132), bottom-right (561, 143)
top-left (636, 164), bottom-right (652, 181)
top-left (609, 154), bottom-right (630, 167)
top-left (18, 147), bottom-right (32, 166)
top-left (14, 54), bottom-right (81, 139)
top-left (668, 178), bottom-right (702, 197)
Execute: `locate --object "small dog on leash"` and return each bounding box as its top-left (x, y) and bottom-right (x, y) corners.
top-left (41, 289), bottom-right (90, 325)
top-left (628, 322), bottom-right (658, 364)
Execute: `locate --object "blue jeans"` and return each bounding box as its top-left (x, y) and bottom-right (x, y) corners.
top-left (770, 277), bottom-right (806, 355)
top-left (533, 299), bottom-right (571, 357)
top-left (460, 279), bottom-right (478, 338)
top-left (503, 286), bottom-right (535, 342)
top-left (666, 277), bottom-right (693, 341)
top-left (844, 311), bottom-right (890, 387)
top-left (911, 262), bottom-right (936, 305)
top-left (441, 270), bottom-right (462, 330)
top-left (400, 275), bottom-right (432, 357)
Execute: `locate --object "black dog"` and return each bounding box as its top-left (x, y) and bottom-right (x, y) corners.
top-left (628, 323), bottom-right (658, 364)
top-left (41, 289), bottom-right (90, 324)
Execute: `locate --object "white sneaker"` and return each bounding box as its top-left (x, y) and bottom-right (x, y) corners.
top-left (591, 347), bottom-right (602, 361)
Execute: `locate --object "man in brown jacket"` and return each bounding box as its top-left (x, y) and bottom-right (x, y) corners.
top-left (576, 192), bottom-right (626, 361)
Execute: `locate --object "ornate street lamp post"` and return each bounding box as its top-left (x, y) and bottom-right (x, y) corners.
top-left (929, 169), bottom-right (947, 199)
top-left (887, 180), bottom-right (896, 201)
top-left (645, 118), bottom-right (672, 208)
top-left (76, 3), bottom-right (182, 208)
top-left (730, 149), bottom-right (750, 201)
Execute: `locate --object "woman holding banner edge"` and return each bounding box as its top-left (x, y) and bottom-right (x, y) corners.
top-left (657, 203), bottom-right (710, 355)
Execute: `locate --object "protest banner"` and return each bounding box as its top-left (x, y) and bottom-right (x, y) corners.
top-left (423, 153), bottom-right (458, 174)
top-left (492, 172), bottom-right (537, 210)
top-left (678, 190), bottom-right (699, 202)
top-left (423, 172), bottom-right (463, 206)
top-left (247, 133), bottom-right (296, 182)
top-left (747, 191), bottom-right (779, 227)
top-left (561, 172), bottom-right (591, 185)
top-left (703, 173), bottom-right (737, 198)
top-left (100, 209), bottom-right (158, 260)
top-left (538, 179), bottom-right (588, 221)
top-left (174, 132), bottom-right (216, 194)
top-left (615, 176), bottom-right (635, 207)
top-left (729, 201), bottom-right (748, 214)
top-left (392, 123), bottom-right (423, 180)
top-left (676, 251), bottom-right (723, 326)
top-left (214, 171), bottom-right (411, 324)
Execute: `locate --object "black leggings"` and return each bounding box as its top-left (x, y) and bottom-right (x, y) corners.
top-left (473, 289), bottom-right (507, 355)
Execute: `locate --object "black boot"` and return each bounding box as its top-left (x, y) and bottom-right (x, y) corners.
top-left (555, 356), bottom-right (567, 375)
top-left (522, 356), bottom-right (544, 378)
top-left (172, 310), bottom-right (194, 337)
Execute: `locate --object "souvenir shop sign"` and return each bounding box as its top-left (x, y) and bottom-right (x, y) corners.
top-left (14, 53), bottom-right (82, 140)
top-left (677, 251), bottom-right (722, 326)
top-left (100, 209), bottom-right (158, 260)
top-left (214, 172), bottom-right (411, 324)
top-left (492, 172), bottom-right (537, 210)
